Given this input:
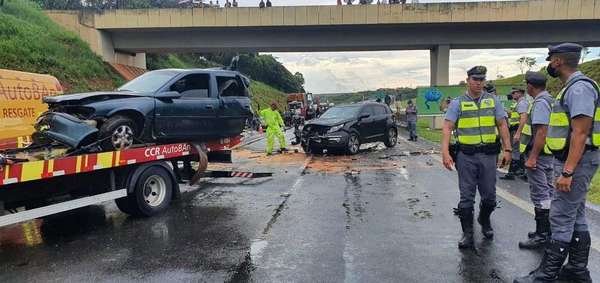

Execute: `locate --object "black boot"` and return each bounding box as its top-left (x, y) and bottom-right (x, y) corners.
top-left (513, 240), bottom-right (570, 283)
top-left (519, 208), bottom-right (550, 249)
top-left (478, 201), bottom-right (495, 239)
top-left (558, 231), bottom-right (592, 283)
top-left (500, 161), bottom-right (517, 180)
top-left (458, 208), bottom-right (474, 249)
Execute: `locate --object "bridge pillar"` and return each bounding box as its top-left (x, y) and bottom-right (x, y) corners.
top-left (430, 45), bottom-right (449, 86)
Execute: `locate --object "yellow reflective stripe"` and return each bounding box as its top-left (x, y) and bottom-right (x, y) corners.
top-left (458, 135), bottom-right (482, 145)
top-left (522, 124), bottom-right (531, 135)
top-left (519, 143), bottom-right (527, 153)
top-left (481, 134), bottom-right (497, 143)
top-left (457, 117), bottom-right (480, 128)
top-left (479, 117), bottom-right (495, 127)
top-left (549, 112), bottom-right (569, 126)
top-left (546, 137), bottom-right (567, 151)
top-left (460, 102), bottom-right (478, 111)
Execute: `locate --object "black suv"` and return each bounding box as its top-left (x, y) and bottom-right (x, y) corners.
top-left (38, 69), bottom-right (253, 150)
top-left (301, 102), bottom-right (398, 154)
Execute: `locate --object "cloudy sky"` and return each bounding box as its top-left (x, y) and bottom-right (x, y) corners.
top-left (224, 0), bottom-right (600, 93)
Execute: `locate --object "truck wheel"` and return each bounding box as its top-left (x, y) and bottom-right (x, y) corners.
top-left (384, 127), bottom-right (398, 148)
top-left (99, 115), bottom-right (138, 151)
top-left (346, 132), bottom-right (360, 155)
top-left (127, 166), bottom-right (173, 217)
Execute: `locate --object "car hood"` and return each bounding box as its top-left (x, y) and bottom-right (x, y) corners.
top-left (44, 91), bottom-right (147, 105)
top-left (306, 117), bottom-right (353, 127)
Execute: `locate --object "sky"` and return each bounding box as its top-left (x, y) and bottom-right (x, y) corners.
top-left (218, 0), bottom-right (600, 93)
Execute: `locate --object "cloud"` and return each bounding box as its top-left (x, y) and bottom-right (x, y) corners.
top-left (270, 47), bottom-right (600, 93)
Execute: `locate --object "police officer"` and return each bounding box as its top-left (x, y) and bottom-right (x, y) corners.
top-left (484, 82), bottom-right (496, 96)
top-left (442, 66), bottom-right (512, 249)
top-left (517, 71), bottom-right (555, 250)
top-left (501, 87), bottom-right (529, 180)
top-left (515, 43), bottom-right (599, 283)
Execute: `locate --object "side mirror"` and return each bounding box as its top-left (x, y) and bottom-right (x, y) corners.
top-left (159, 91), bottom-right (182, 99)
top-left (359, 113), bottom-right (370, 120)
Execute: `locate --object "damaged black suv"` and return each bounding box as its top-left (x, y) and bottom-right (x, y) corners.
top-left (37, 68), bottom-right (253, 150)
top-left (301, 102), bottom-right (397, 155)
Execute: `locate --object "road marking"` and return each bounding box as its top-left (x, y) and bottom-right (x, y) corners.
top-left (250, 155), bottom-right (312, 263)
top-left (429, 154), bottom-right (600, 253)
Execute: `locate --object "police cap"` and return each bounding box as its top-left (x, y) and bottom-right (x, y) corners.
top-left (546, 43), bottom-right (583, 61)
top-left (467, 66), bottom-right (487, 79)
top-left (525, 71), bottom-right (547, 87)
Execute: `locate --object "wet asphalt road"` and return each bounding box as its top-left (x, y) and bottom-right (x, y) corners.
top-left (1, 130), bottom-right (600, 282)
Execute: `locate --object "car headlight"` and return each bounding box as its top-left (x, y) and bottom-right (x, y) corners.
top-left (328, 124), bottom-right (344, 133)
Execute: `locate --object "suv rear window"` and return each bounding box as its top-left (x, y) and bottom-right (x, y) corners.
top-left (374, 105), bottom-right (389, 115)
top-left (217, 76), bottom-right (248, 97)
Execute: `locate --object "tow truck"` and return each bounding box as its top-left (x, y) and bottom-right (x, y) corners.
top-left (0, 135), bottom-right (274, 228)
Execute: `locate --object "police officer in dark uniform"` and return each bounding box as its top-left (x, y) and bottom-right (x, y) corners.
top-left (442, 66), bottom-right (512, 249)
top-left (515, 43), bottom-right (600, 283)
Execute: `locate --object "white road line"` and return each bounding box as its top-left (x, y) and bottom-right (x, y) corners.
top-left (429, 154), bottom-right (600, 253)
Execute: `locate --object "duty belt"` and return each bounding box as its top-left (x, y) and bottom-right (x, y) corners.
top-left (457, 143), bottom-right (501, 155)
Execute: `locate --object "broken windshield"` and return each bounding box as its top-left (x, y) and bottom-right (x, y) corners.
top-left (118, 70), bottom-right (179, 93)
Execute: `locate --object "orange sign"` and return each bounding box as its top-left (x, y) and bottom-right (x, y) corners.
top-left (0, 69), bottom-right (63, 148)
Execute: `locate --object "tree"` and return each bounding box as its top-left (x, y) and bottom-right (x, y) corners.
top-left (293, 72), bottom-right (305, 87)
top-left (581, 47), bottom-right (591, 63)
top-left (516, 56), bottom-right (536, 75)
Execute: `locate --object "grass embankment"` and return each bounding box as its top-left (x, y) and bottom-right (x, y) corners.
top-left (416, 118), bottom-right (442, 143)
top-left (0, 0), bottom-right (123, 92)
top-left (249, 81), bottom-right (287, 112)
top-left (497, 59), bottom-right (600, 205)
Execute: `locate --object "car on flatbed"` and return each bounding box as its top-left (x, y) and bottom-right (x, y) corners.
top-left (37, 68), bottom-right (253, 151)
top-left (301, 102), bottom-right (397, 155)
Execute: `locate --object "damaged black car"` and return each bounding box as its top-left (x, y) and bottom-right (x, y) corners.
top-left (301, 102), bottom-right (398, 155)
top-left (35, 68), bottom-right (253, 151)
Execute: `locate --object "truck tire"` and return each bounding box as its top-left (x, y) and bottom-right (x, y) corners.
top-left (99, 115), bottom-right (139, 151)
top-left (126, 166), bottom-right (174, 217)
top-left (384, 127), bottom-right (398, 148)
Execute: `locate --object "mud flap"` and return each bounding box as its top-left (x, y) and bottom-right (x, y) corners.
top-left (189, 143), bottom-right (208, 185)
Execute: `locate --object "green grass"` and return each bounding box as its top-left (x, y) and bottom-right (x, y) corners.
top-left (495, 59), bottom-right (600, 96)
top-left (416, 118), bottom-right (442, 143)
top-left (0, 0), bottom-right (123, 92)
top-left (589, 172), bottom-right (600, 205)
top-left (249, 80), bottom-right (287, 112)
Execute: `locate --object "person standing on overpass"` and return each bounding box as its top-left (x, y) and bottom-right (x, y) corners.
top-left (441, 66), bottom-right (512, 249)
top-left (515, 43), bottom-right (599, 283)
top-left (517, 71), bottom-right (555, 250)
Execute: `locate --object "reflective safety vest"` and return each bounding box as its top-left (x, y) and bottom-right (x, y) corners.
top-left (456, 94), bottom-right (498, 145)
top-left (546, 77), bottom-right (600, 152)
top-left (519, 95), bottom-right (554, 154)
top-left (509, 101), bottom-right (520, 126)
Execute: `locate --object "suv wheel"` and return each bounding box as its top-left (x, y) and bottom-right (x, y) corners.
top-left (346, 132), bottom-right (360, 155)
top-left (384, 127), bottom-right (398, 148)
top-left (99, 115), bottom-right (139, 151)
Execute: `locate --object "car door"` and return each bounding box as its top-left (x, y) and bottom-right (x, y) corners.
top-left (357, 105), bottom-right (377, 142)
top-left (154, 73), bottom-right (219, 140)
top-left (216, 74), bottom-right (252, 137)
top-left (372, 105), bottom-right (389, 139)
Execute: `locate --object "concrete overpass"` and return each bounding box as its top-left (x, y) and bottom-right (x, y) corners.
top-left (47, 0), bottom-right (600, 85)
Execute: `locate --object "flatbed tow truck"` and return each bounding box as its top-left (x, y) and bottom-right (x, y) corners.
top-left (0, 135), bottom-right (270, 228)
